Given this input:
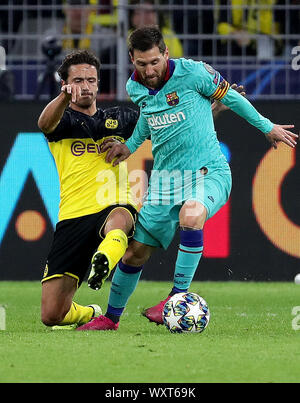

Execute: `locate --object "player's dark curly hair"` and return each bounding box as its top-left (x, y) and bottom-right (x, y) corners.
top-left (57, 50), bottom-right (101, 82)
top-left (128, 26), bottom-right (166, 56)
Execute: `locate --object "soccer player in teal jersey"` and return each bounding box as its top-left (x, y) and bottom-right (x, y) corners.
top-left (77, 26), bottom-right (297, 331)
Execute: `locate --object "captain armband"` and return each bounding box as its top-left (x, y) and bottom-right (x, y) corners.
top-left (211, 79), bottom-right (230, 101)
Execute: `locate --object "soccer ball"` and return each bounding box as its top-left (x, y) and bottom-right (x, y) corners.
top-left (163, 292), bottom-right (210, 333)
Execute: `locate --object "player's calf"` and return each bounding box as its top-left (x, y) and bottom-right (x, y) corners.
top-left (122, 240), bottom-right (154, 267)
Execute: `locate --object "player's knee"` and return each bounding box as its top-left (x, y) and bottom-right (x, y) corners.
top-left (104, 208), bottom-right (134, 235)
top-left (41, 306), bottom-right (68, 326)
top-left (179, 201), bottom-right (207, 229)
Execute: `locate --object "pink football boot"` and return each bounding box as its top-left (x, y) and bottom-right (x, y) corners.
top-left (76, 315), bottom-right (119, 331)
top-left (142, 296), bottom-right (171, 325)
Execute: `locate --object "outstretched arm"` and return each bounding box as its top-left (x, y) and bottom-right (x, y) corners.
top-left (220, 88), bottom-right (298, 148)
top-left (195, 61), bottom-right (297, 148)
top-left (38, 83), bottom-right (81, 133)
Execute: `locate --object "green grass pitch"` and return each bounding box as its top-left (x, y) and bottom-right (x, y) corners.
top-left (0, 280), bottom-right (300, 383)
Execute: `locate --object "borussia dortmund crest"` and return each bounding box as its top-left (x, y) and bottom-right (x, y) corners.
top-left (105, 119), bottom-right (119, 129)
top-left (166, 91), bottom-right (179, 106)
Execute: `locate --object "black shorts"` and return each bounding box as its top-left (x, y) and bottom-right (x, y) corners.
top-left (41, 204), bottom-right (137, 287)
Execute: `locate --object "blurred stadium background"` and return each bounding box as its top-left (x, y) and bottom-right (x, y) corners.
top-left (1, 0), bottom-right (300, 282)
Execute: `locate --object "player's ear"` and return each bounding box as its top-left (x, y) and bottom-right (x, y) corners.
top-left (164, 47), bottom-right (169, 60)
top-left (129, 51), bottom-right (134, 64)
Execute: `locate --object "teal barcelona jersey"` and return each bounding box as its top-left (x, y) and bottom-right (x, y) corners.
top-left (126, 58), bottom-right (273, 171)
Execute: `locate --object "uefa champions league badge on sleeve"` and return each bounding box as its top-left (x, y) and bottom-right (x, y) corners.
top-left (203, 63), bottom-right (216, 75)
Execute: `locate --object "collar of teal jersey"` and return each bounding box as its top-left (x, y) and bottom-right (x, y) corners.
top-left (131, 59), bottom-right (175, 95)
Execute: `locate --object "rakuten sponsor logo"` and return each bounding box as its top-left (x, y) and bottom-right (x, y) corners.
top-left (147, 111), bottom-right (186, 130)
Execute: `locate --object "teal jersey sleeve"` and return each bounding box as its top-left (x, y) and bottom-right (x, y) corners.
top-left (189, 60), bottom-right (231, 100)
top-left (191, 60), bottom-right (274, 134)
top-left (125, 113), bottom-right (151, 153)
top-left (221, 88), bottom-right (274, 134)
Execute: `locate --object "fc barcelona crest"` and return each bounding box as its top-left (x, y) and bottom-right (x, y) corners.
top-left (166, 91), bottom-right (179, 106)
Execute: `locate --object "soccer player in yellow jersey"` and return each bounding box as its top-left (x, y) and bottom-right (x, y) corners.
top-left (38, 50), bottom-right (138, 329)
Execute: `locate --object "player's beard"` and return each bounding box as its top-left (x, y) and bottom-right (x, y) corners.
top-left (142, 65), bottom-right (167, 89)
top-left (143, 75), bottom-right (164, 89)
